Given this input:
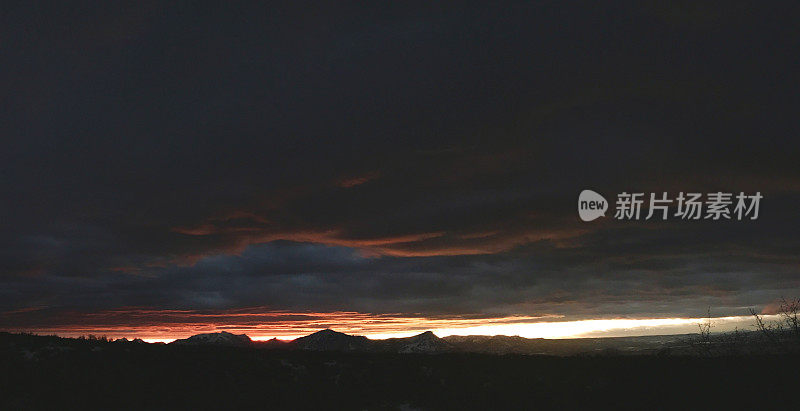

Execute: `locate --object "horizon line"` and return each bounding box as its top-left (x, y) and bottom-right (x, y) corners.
top-left (4, 314), bottom-right (776, 344)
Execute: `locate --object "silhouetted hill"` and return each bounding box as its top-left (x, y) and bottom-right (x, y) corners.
top-left (377, 331), bottom-right (453, 353)
top-left (151, 329), bottom-right (765, 355)
top-left (291, 330), bottom-right (451, 353)
top-left (254, 337), bottom-right (290, 349)
top-left (8, 326), bottom-right (789, 358)
top-left (292, 329), bottom-right (371, 351)
top-left (170, 331), bottom-right (252, 347)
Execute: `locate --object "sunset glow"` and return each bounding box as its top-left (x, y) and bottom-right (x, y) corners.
top-left (4, 307), bottom-right (773, 343)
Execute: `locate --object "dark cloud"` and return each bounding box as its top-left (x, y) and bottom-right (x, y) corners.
top-left (1, 1), bottom-right (799, 332)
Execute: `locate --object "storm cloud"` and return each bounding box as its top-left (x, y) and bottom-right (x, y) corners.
top-left (2, 1), bottom-right (800, 334)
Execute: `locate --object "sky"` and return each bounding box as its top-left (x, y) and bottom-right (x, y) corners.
top-left (2, 1), bottom-right (800, 340)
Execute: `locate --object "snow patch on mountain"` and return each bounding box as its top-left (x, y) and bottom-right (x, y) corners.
top-left (170, 331), bottom-right (252, 347)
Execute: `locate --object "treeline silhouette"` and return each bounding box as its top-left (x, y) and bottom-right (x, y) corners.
top-left (688, 297), bottom-right (800, 356)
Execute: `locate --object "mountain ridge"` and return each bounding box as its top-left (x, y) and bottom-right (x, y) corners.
top-left (170, 331), bottom-right (252, 347)
top-left (155, 329), bottom-right (709, 355)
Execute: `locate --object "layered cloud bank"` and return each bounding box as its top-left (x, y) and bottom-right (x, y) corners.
top-left (2, 2), bottom-right (800, 336)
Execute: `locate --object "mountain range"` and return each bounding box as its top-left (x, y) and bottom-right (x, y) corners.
top-left (164, 329), bottom-right (701, 355)
top-left (168, 329), bottom-right (456, 353)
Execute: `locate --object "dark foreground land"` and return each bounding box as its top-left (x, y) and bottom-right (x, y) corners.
top-left (2, 332), bottom-right (798, 410)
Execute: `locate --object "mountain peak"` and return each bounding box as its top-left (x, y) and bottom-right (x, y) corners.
top-left (293, 329), bottom-right (370, 351)
top-left (398, 331), bottom-right (450, 353)
top-left (171, 331), bottom-right (252, 347)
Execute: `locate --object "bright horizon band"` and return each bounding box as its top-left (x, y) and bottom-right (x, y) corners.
top-left (4, 312), bottom-right (774, 343)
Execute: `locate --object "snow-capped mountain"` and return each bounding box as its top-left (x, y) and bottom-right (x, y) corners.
top-left (290, 329), bottom-right (452, 353)
top-left (170, 331), bottom-right (253, 347)
top-left (292, 329), bottom-right (371, 351)
top-left (378, 331), bottom-right (453, 353)
top-left (396, 331), bottom-right (452, 353)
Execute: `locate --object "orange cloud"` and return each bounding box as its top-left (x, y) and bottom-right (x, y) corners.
top-left (336, 171), bottom-right (381, 188)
